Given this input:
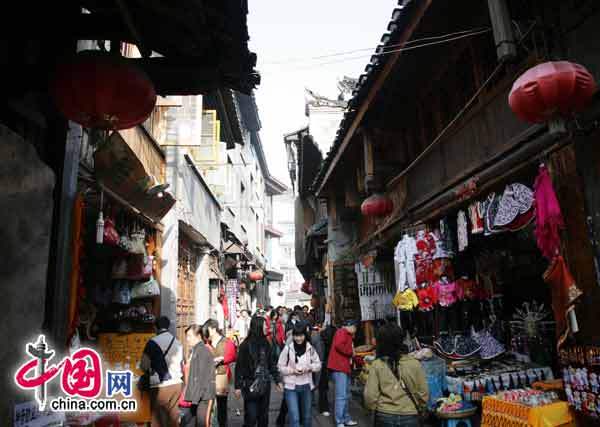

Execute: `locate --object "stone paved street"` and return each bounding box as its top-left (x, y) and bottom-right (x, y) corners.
top-left (225, 384), bottom-right (373, 427)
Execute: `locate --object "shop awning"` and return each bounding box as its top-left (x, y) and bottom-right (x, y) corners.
top-left (94, 132), bottom-right (175, 223)
top-left (223, 240), bottom-right (250, 260)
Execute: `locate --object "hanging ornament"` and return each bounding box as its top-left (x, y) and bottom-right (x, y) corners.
top-left (50, 50), bottom-right (157, 130)
top-left (509, 61), bottom-right (596, 123)
top-left (361, 193), bottom-right (393, 217)
top-left (96, 189), bottom-right (104, 244)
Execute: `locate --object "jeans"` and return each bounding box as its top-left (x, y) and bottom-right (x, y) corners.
top-left (374, 412), bottom-right (419, 427)
top-left (179, 401), bottom-right (212, 427)
top-left (285, 384), bottom-right (312, 427)
top-left (243, 383), bottom-right (271, 427)
top-left (332, 371), bottom-right (351, 425)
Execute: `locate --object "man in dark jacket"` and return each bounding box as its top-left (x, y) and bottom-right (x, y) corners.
top-left (328, 320), bottom-right (358, 427)
top-left (317, 323), bottom-right (337, 416)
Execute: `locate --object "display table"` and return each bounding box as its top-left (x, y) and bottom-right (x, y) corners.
top-left (481, 396), bottom-right (574, 427)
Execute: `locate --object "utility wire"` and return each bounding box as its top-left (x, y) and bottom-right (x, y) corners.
top-left (261, 27), bottom-right (491, 67)
top-left (255, 28), bottom-right (492, 75)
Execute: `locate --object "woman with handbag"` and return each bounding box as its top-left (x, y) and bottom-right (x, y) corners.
top-left (180, 325), bottom-right (216, 427)
top-left (204, 319), bottom-right (236, 427)
top-left (278, 323), bottom-right (321, 427)
top-left (364, 324), bottom-right (429, 427)
top-left (234, 316), bottom-right (283, 427)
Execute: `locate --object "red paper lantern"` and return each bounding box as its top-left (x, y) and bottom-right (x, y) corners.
top-left (509, 61), bottom-right (596, 123)
top-left (248, 271), bottom-right (263, 281)
top-left (50, 51), bottom-right (157, 130)
top-left (361, 193), bottom-right (393, 217)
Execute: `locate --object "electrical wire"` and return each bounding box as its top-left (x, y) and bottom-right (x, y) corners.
top-left (255, 28), bottom-right (492, 74)
top-left (261, 27), bottom-right (491, 66)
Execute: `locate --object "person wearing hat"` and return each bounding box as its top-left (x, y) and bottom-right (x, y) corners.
top-left (327, 319), bottom-right (359, 427)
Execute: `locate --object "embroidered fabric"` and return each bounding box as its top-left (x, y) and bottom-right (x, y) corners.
top-left (457, 210), bottom-right (468, 252)
top-left (483, 193), bottom-right (503, 236)
top-left (494, 183), bottom-right (534, 228)
top-left (394, 235), bottom-right (418, 291)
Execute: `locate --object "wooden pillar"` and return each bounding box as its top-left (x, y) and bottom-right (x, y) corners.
top-left (363, 129), bottom-right (375, 192)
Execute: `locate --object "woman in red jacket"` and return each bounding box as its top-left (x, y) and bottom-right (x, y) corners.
top-left (327, 320), bottom-right (359, 427)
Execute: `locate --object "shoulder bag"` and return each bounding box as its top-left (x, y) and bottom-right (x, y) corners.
top-left (138, 335), bottom-right (175, 391)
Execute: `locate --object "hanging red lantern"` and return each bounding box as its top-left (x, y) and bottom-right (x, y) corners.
top-left (361, 193), bottom-right (393, 217)
top-left (50, 50), bottom-right (157, 130)
top-left (248, 270), bottom-right (264, 281)
top-left (509, 61), bottom-right (596, 123)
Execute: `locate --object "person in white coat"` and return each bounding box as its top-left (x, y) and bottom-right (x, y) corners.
top-left (278, 323), bottom-right (322, 427)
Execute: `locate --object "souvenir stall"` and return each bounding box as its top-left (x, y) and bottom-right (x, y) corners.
top-left (383, 161), bottom-right (584, 424)
top-left (68, 187), bottom-right (164, 425)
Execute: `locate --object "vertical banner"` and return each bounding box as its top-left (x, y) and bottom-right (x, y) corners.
top-left (226, 279), bottom-right (239, 328)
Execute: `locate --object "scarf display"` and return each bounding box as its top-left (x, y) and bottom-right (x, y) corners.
top-left (534, 165), bottom-right (564, 259)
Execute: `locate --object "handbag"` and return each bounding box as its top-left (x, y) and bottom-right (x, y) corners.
top-left (113, 281), bottom-right (131, 305)
top-left (112, 258), bottom-right (128, 279)
top-left (395, 361), bottom-right (428, 425)
top-left (139, 336), bottom-right (175, 391)
top-left (215, 373), bottom-right (229, 396)
top-left (103, 218), bottom-right (120, 246)
top-left (128, 255), bottom-right (153, 280)
top-left (130, 228), bottom-right (147, 255)
top-left (246, 345), bottom-right (270, 399)
top-left (131, 276), bottom-right (160, 299)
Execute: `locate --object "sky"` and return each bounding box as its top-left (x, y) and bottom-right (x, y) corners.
top-left (247, 0), bottom-right (399, 186)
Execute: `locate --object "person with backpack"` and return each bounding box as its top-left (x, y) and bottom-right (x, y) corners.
top-left (234, 315), bottom-right (283, 427)
top-left (278, 323), bottom-right (322, 427)
top-left (180, 324), bottom-right (216, 427)
top-left (205, 319), bottom-right (237, 427)
top-left (364, 323), bottom-right (428, 427)
top-left (140, 316), bottom-right (184, 427)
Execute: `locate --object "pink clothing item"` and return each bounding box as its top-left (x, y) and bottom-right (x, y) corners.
top-left (278, 342), bottom-right (322, 390)
top-left (534, 165), bottom-right (564, 259)
top-left (434, 281), bottom-right (458, 306)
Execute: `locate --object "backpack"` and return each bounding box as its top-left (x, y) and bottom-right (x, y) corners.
top-left (247, 343), bottom-right (270, 399)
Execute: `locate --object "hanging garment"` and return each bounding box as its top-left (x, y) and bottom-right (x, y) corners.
top-left (357, 263), bottom-right (396, 320)
top-left (394, 235), bottom-right (418, 291)
top-left (455, 277), bottom-right (484, 300)
top-left (457, 210), bottom-right (468, 252)
top-left (432, 258), bottom-right (454, 282)
top-left (433, 280), bottom-right (459, 307)
top-left (392, 288), bottom-right (419, 311)
top-left (416, 285), bottom-right (437, 311)
top-left (468, 202), bottom-right (485, 234)
top-left (493, 183), bottom-right (534, 228)
top-left (415, 230), bottom-right (436, 284)
top-left (435, 219), bottom-right (455, 258)
top-left (483, 193), bottom-right (503, 235)
top-left (543, 256), bottom-right (583, 349)
top-left (534, 165), bottom-right (565, 258)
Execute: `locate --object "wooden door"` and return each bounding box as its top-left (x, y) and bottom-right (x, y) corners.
top-left (177, 235), bottom-right (200, 356)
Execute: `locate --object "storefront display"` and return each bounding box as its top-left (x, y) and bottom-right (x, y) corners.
top-left (481, 394), bottom-right (574, 427)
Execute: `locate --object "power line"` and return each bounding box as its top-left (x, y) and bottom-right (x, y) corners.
top-left (254, 28), bottom-right (492, 75)
top-left (261, 27), bottom-right (491, 66)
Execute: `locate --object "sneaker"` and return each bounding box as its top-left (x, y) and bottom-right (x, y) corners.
top-left (345, 421), bottom-right (358, 426)
top-left (321, 412), bottom-right (331, 417)
top-left (337, 424), bottom-right (346, 427)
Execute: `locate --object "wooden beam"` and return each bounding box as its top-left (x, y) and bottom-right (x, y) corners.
top-left (363, 129), bottom-right (375, 192)
top-left (315, 0), bottom-right (432, 197)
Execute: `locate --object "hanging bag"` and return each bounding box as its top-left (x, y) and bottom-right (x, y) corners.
top-left (131, 276), bottom-right (160, 299)
top-left (103, 218), bottom-right (120, 246)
